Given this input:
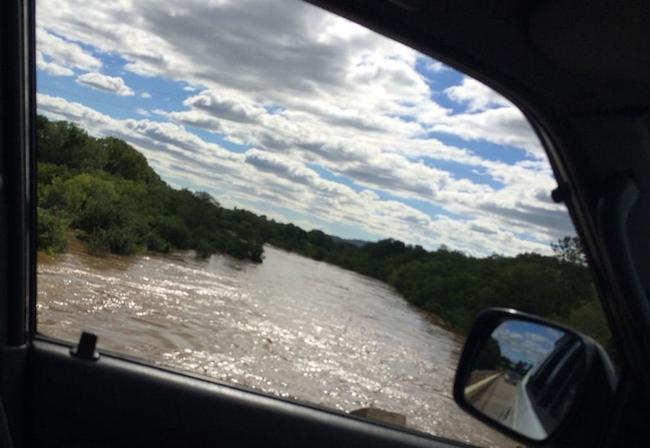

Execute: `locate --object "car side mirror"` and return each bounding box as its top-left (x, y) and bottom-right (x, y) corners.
top-left (454, 308), bottom-right (617, 446)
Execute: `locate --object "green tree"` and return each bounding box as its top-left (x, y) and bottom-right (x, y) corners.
top-left (102, 137), bottom-right (161, 184)
top-left (552, 236), bottom-right (587, 266)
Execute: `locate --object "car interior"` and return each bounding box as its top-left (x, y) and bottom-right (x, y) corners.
top-left (1, 0), bottom-right (649, 447)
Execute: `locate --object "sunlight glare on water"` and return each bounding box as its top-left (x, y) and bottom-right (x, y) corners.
top-left (38, 245), bottom-right (513, 447)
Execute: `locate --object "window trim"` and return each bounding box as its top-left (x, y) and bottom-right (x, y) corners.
top-left (0, 0), bottom-right (35, 347)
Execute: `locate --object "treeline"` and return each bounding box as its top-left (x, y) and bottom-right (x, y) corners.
top-left (36, 116), bottom-right (611, 346)
top-left (37, 115), bottom-right (264, 261)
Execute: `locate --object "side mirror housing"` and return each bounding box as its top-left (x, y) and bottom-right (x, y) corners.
top-left (454, 308), bottom-right (617, 446)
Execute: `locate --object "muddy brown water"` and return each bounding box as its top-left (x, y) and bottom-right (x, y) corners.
top-left (37, 244), bottom-right (515, 447)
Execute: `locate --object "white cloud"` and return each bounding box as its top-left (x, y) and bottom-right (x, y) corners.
top-left (140, 91), bottom-right (152, 98)
top-left (426, 60), bottom-right (448, 73)
top-left (444, 77), bottom-right (511, 112)
top-left (169, 94), bottom-right (491, 204)
top-left (165, 110), bottom-right (226, 133)
top-left (494, 323), bottom-right (561, 364)
top-left (184, 90), bottom-right (265, 124)
top-left (36, 27), bottom-right (102, 76)
top-left (76, 72), bottom-right (135, 96)
top-left (35, 0), bottom-right (575, 256)
top-left (432, 106), bottom-right (544, 157)
top-left (36, 51), bottom-right (74, 76)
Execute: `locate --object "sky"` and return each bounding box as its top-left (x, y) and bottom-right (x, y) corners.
top-left (35, 0), bottom-right (575, 257)
top-left (493, 321), bottom-right (565, 365)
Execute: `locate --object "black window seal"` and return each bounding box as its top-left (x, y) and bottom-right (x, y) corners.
top-left (0, 0), bottom-right (35, 347)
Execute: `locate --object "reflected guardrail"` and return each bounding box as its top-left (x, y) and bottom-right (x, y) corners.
top-left (464, 372), bottom-right (502, 399)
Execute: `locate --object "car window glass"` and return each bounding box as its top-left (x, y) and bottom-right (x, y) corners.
top-left (35, 0), bottom-right (612, 446)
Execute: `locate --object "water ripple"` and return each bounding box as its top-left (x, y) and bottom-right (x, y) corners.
top-left (38, 245), bottom-right (513, 448)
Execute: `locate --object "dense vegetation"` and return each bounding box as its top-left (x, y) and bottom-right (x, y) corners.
top-left (37, 116), bottom-right (611, 347)
top-left (37, 115), bottom-right (265, 261)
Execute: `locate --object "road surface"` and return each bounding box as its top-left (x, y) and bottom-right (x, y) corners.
top-left (468, 373), bottom-right (547, 440)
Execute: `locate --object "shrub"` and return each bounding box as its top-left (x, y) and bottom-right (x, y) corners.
top-left (146, 232), bottom-right (171, 253)
top-left (37, 207), bottom-right (69, 253)
top-left (85, 227), bottom-right (139, 255)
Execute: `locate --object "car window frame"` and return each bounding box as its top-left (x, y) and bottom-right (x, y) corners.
top-left (18, 1), bottom-right (648, 446)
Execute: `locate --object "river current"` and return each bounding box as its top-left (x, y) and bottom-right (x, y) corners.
top-left (37, 244), bottom-right (513, 447)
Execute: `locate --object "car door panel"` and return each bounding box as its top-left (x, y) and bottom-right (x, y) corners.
top-left (26, 340), bottom-right (467, 448)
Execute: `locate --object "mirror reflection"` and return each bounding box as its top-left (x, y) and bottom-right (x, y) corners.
top-left (464, 320), bottom-right (584, 440)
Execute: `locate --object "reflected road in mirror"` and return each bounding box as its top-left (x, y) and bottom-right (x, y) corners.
top-left (464, 319), bottom-right (584, 441)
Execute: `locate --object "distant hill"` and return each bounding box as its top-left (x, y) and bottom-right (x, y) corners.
top-left (330, 235), bottom-right (367, 247)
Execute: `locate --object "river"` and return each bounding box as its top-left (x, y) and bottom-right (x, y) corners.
top-left (37, 244), bottom-right (514, 447)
